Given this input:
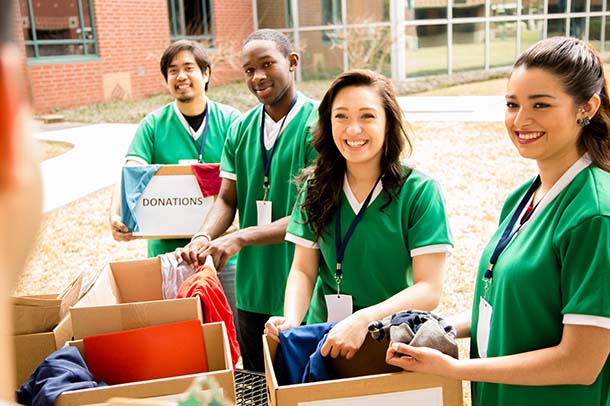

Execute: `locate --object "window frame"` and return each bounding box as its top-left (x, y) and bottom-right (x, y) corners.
top-left (168, 0), bottom-right (215, 46)
top-left (322, 0), bottom-right (342, 45)
top-left (22, 0), bottom-right (98, 63)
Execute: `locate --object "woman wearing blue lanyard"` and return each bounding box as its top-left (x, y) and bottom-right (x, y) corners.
top-left (264, 69), bottom-right (453, 359)
top-left (386, 37), bottom-right (610, 406)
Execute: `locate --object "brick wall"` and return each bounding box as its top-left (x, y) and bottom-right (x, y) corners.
top-left (15, 0), bottom-right (253, 113)
top-left (13, 0), bottom-right (26, 68)
top-left (94, 0), bottom-right (170, 103)
top-left (210, 0), bottom-right (254, 86)
top-left (255, 0), bottom-right (287, 29)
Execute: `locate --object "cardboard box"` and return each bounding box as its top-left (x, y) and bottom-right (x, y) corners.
top-left (13, 273), bottom-right (82, 387)
top-left (263, 334), bottom-right (463, 406)
top-left (122, 164), bottom-right (218, 239)
top-left (69, 257), bottom-right (202, 339)
top-left (12, 273), bottom-right (82, 335)
top-left (71, 298), bottom-right (201, 340)
top-left (76, 257), bottom-right (165, 306)
top-left (14, 315), bottom-right (73, 387)
top-left (12, 295), bottom-right (61, 335)
top-left (15, 258), bottom-right (207, 393)
top-left (56, 322), bottom-right (235, 406)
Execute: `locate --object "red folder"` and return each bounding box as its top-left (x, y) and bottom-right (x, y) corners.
top-left (83, 319), bottom-right (207, 384)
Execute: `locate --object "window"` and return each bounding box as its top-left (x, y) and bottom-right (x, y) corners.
top-left (286, 0), bottom-right (293, 27)
top-left (20, 0), bottom-right (97, 60)
top-left (257, 0), bottom-right (291, 28)
top-left (322, 0), bottom-right (341, 44)
top-left (168, 0), bottom-right (214, 46)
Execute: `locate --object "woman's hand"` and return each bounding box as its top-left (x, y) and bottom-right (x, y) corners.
top-left (385, 341), bottom-right (456, 375)
top-left (264, 316), bottom-right (299, 342)
top-left (320, 313), bottom-right (369, 360)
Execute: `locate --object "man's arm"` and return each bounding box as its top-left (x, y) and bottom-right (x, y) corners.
top-left (177, 177), bottom-right (290, 268)
top-left (197, 177), bottom-right (239, 240)
top-left (177, 177), bottom-right (238, 267)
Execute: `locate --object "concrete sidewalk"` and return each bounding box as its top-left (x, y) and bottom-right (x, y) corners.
top-left (35, 96), bottom-right (505, 213)
top-left (400, 96), bottom-right (505, 122)
top-left (35, 123), bottom-right (137, 212)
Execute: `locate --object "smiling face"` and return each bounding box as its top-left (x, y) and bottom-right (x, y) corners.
top-left (241, 39), bottom-right (297, 116)
top-left (166, 50), bottom-right (209, 104)
top-left (331, 85), bottom-right (387, 172)
top-left (505, 66), bottom-right (586, 168)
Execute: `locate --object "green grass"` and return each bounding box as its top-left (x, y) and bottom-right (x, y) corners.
top-left (48, 74), bottom-right (506, 125)
top-left (38, 72), bottom-right (509, 162)
top-left (387, 32), bottom-right (546, 77)
top-left (208, 79), bottom-right (336, 111)
top-left (412, 78), bottom-right (507, 96)
top-left (45, 60), bottom-right (609, 125)
top-left (38, 140), bottom-right (73, 161)
top-left (45, 34), bottom-right (554, 124)
top-left (49, 79), bottom-right (338, 125)
top-left (50, 93), bottom-right (174, 125)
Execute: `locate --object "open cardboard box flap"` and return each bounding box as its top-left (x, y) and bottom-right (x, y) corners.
top-left (75, 258), bottom-right (163, 307)
top-left (71, 297), bottom-right (201, 340)
top-left (12, 273), bottom-right (83, 335)
top-left (12, 295), bottom-right (61, 307)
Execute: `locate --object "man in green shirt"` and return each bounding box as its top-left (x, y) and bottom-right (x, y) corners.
top-left (108, 40), bottom-right (240, 314)
top-left (176, 29), bottom-right (318, 372)
top-left (109, 40), bottom-right (240, 255)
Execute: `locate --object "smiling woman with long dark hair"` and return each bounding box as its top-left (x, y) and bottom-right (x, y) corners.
top-left (265, 69), bottom-right (453, 359)
top-left (386, 37), bottom-right (610, 406)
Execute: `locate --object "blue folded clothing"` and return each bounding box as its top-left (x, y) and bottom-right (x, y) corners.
top-left (17, 346), bottom-right (106, 406)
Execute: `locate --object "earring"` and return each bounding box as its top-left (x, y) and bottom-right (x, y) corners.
top-left (577, 116), bottom-right (591, 127)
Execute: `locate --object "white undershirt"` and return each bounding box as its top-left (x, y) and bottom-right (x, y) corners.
top-left (262, 92), bottom-right (306, 149)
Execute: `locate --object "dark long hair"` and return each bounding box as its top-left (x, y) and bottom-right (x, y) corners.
top-left (513, 36), bottom-right (610, 172)
top-left (301, 69), bottom-right (412, 241)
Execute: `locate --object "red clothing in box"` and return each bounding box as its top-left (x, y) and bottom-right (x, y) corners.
top-left (177, 264), bottom-right (240, 368)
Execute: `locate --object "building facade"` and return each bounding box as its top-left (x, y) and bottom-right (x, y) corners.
top-left (13, 0), bottom-right (609, 112)
top-left (14, 0), bottom-right (254, 113)
top-left (254, 0), bottom-right (609, 81)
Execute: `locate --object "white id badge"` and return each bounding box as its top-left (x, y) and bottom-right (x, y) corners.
top-left (324, 294), bottom-right (353, 323)
top-left (178, 159), bottom-right (199, 165)
top-left (477, 296), bottom-right (493, 358)
top-left (256, 200), bottom-right (272, 226)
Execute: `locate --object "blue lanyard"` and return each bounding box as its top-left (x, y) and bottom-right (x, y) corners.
top-left (197, 106), bottom-right (210, 163)
top-left (259, 96), bottom-right (298, 200)
top-left (334, 176), bottom-right (381, 294)
top-left (483, 175), bottom-right (541, 298)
